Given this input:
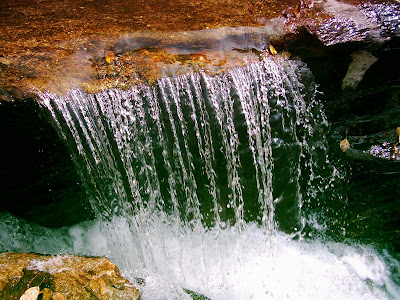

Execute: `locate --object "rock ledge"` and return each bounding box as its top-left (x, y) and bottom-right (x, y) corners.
top-left (0, 252), bottom-right (140, 300)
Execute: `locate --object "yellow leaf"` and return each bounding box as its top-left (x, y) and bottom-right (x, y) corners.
top-left (105, 50), bottom-right (115, 64)
top-left (340, 138), bottom-right (350, 152)
top-left (269, 44), bottom-right (277, 56)
top-left (396, 127), bottom-right (400, 143)
top-left (19, 286), bottom-right (40, 300)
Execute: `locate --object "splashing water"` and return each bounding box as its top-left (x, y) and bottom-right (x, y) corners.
top-left (29, 56), bottom-right (400, 298)
top-left (1, 211), bottom-right (399, 299)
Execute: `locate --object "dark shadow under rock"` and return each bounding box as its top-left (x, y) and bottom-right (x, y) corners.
top-left (0, 101), bottom-right (93, 228)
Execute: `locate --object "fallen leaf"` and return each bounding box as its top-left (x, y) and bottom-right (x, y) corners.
top-left (396, 127), bottom-right (400, 142)
top-left (269, 44), bottom-right (277, 56)
top-left (105, 50), bottom-right (115, 64)
top-left (340, 138), bottom-right (350, 152)
top-left (19, 286), bottom-right (40, 300)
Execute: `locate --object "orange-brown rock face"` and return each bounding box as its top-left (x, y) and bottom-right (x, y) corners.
top-left (0, 252), bottom-right (140, 299)
top-left (0, 0), bottom-right (294, 97)
top-left (0, 0), bottom-right (398, 99)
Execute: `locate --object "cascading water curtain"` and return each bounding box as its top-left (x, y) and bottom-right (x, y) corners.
top-left (40, 55), bottom-right (341, 274)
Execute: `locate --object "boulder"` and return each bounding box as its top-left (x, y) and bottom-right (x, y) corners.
top-left (0, 252), bottom-right (140, 300)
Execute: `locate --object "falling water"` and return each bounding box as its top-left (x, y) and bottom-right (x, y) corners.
top-left (36, 56), bottom-right (399, 299)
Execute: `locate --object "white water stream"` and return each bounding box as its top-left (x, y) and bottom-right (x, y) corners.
top-left (2, 56), bottom-right (399, 299)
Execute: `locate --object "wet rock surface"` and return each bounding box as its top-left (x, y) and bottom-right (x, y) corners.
top-left (285, 0), bottom-right (400, 46)
top-left (0, 1), bottom-right (399, 295)
top-left (0, 252), bottom-right (140, 299)
top-left (0, 0), bottom-right (293, 97)
top-left (0, 0), bottom-right (399, 97)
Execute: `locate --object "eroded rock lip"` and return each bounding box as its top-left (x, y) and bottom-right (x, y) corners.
top-left (0, 0), bottom-right (399, 100)
top-left (0, 252), bottom-right (140, 299)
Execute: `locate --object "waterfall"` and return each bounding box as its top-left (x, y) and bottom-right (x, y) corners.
top-left (41, 56), bottom-right (327, 232)
top-left (36, 56), bottom-right (398, 299)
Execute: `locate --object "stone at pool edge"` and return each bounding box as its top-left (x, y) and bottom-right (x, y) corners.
top-left (0, 252), bottom-right (140, 299)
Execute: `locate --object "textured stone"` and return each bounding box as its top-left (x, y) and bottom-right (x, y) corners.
top-left (342, 50), bottom-right (378, 89)
top-left (0, 0), bottom-right (399, 99)
top-left (0, 252), bottom-right (140, 300)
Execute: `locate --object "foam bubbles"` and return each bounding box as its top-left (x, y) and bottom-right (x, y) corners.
top-left (1, 212), bottom-right (399, 299)
top-left (74, 216), bottom-right (399, 300)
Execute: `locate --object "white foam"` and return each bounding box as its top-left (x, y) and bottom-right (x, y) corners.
top-left (1, 212), bottom-right (399, 299)
top-left (68, 219), bottom-right (109, 256)
top-left (81, 216), bottom-right (399, 300)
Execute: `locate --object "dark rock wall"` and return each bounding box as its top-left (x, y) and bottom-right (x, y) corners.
top-left (0, 101), bottom-right (93, 227)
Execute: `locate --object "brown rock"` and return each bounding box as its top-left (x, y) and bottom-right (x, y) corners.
top-left (0, 252), bottom-right (140, 300)
top-left (0, 0), bottom-right (398, 99)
